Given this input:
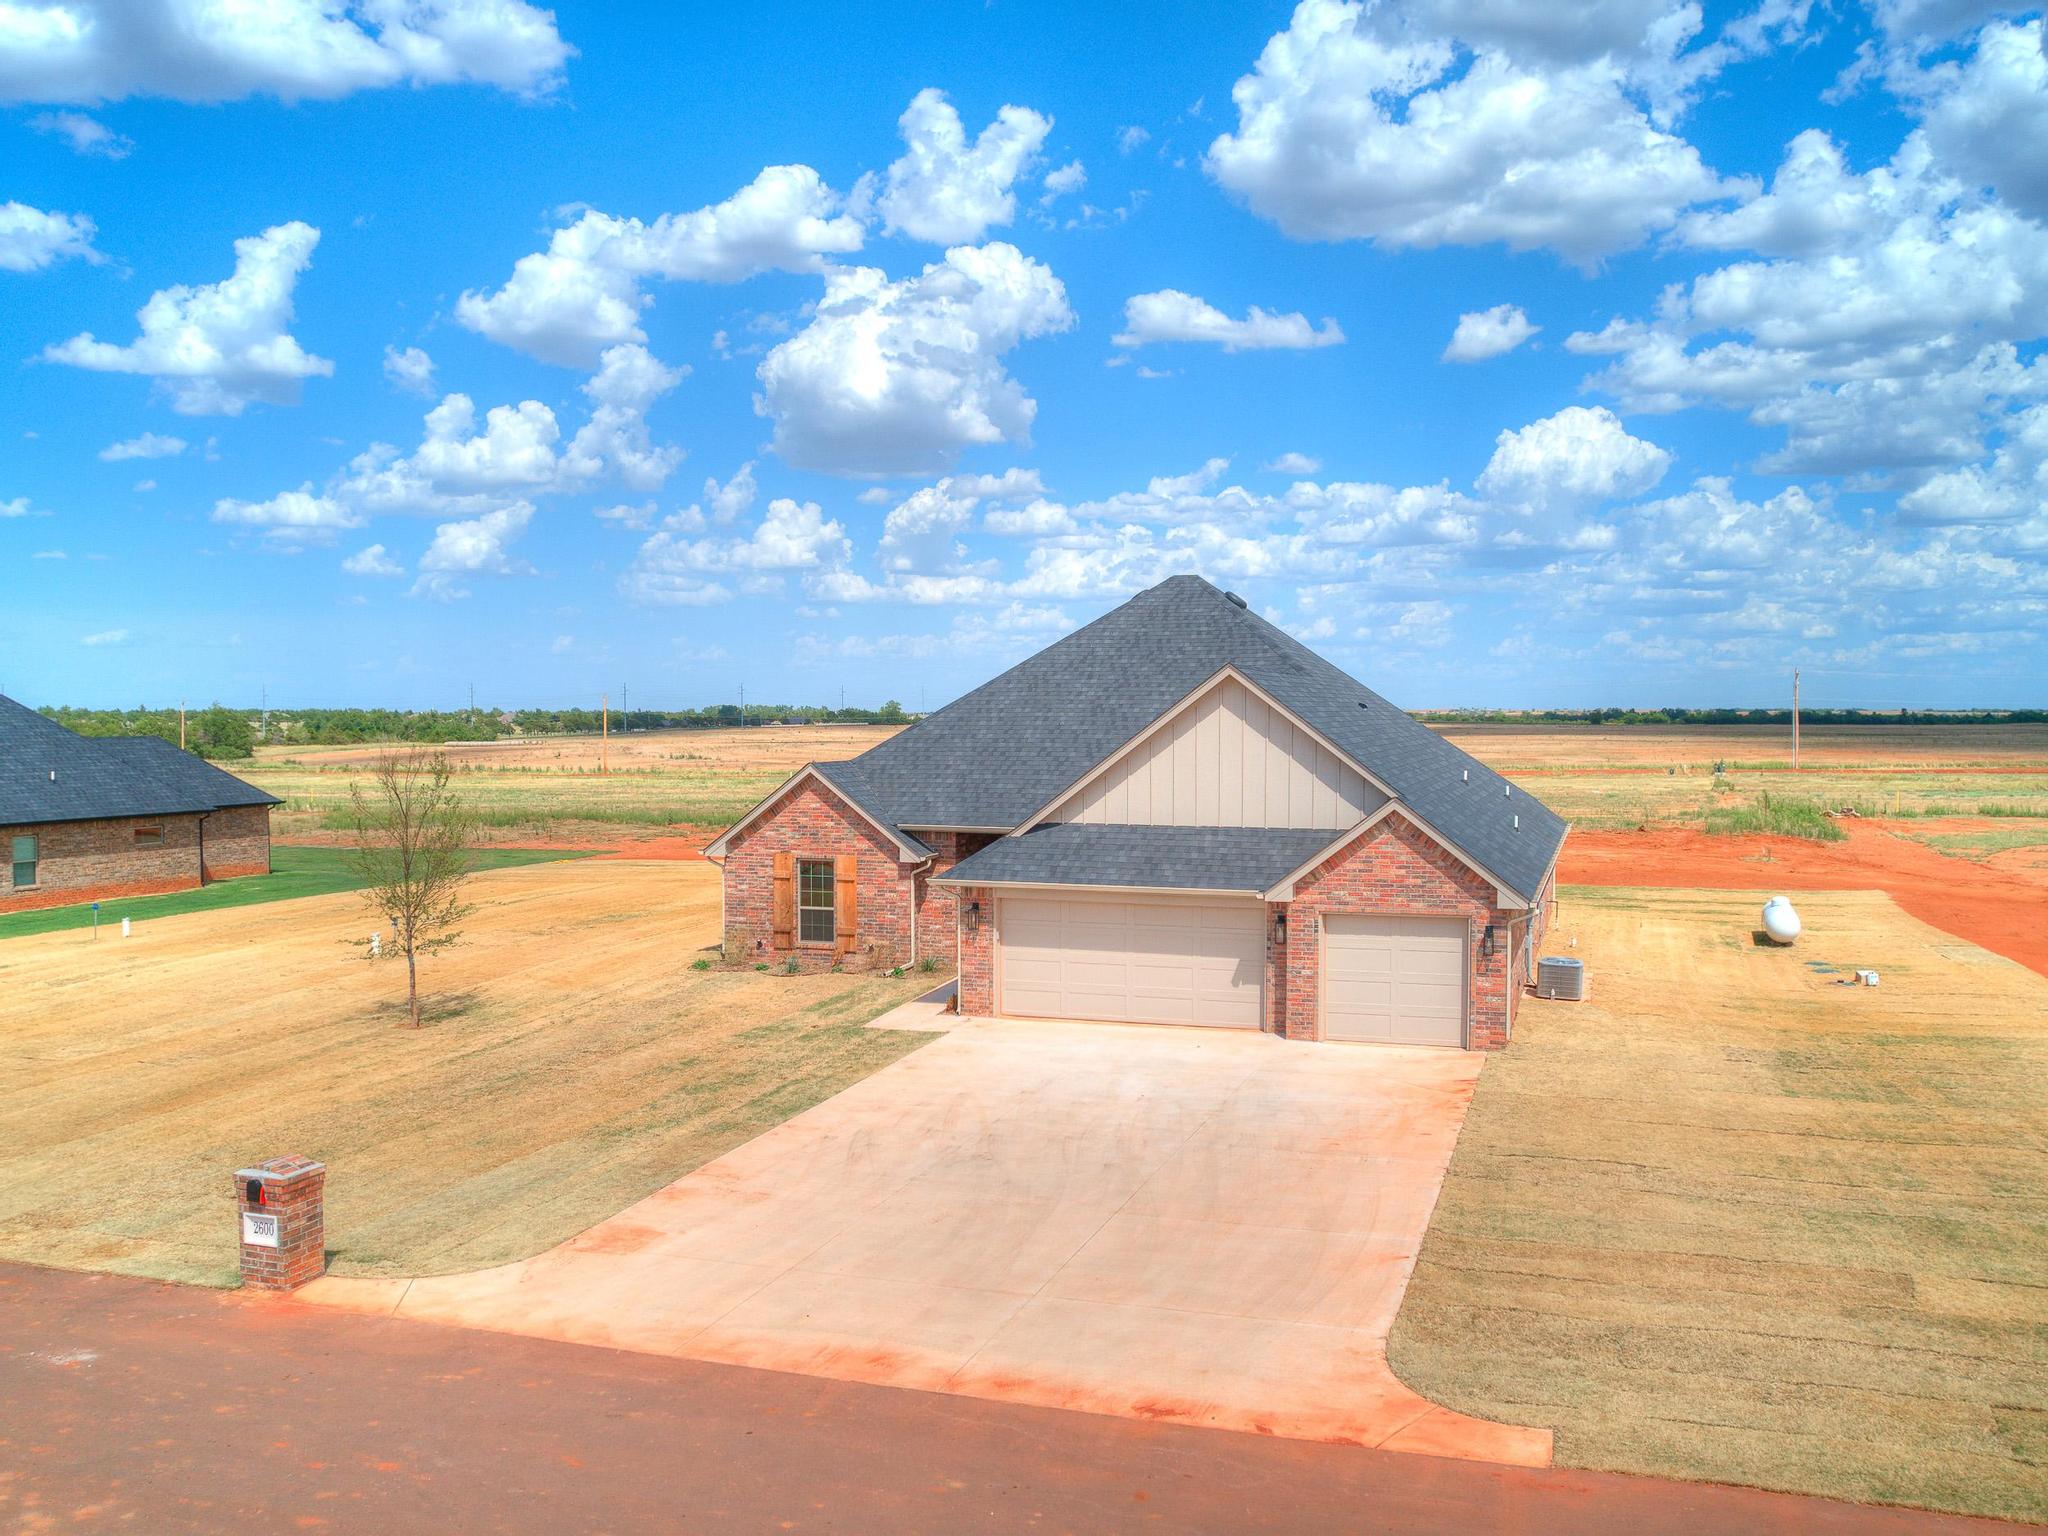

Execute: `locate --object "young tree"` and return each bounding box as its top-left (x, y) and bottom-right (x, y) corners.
top-left (345, 750), bottom-right (478, 1028)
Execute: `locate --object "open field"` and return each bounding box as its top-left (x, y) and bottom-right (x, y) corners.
top-left (247, 724), bottom-right (897, 845)
top-left (0, 845), bottom-right (588, 939)
top-left (1391, 886), bottom-right (2048, 1525)
top-left (237, 722), bottom-right (2048, 847)
top-left (0, 859), bottom-right (933, 1287)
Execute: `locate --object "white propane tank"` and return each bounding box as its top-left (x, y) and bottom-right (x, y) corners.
top-left (1762, 896), bottom-right (1802, 945)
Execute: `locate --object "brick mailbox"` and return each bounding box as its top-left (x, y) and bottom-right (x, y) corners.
top-left (233, 1155), bottom-right (327, 1291)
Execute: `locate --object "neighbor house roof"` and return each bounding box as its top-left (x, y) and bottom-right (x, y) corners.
top-left (832, 575), bottom-right (1568, 902)
top-left (0, 695), bottom-right (278, 827)
top-left (100, 735), bottom-right (282, 810)
top-left (936, 823), bottom-right (1339, 895)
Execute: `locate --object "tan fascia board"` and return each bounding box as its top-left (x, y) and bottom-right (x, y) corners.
top-left (929, 875), bottom-right (1267, 899)
top-left (1010, 664), bottom-right (1396, 836)
top-left (1260, 801), bottom-right (1530, 908)
top-left (700, 763), bottom-right (928, 862)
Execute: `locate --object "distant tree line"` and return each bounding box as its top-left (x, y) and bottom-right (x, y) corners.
top-left (38, 698), bottom-right (916, 758)
top-left (48, 699), bottom-right (2034, 762)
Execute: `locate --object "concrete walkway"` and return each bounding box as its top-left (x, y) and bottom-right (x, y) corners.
top-left (302, 1019), bottom-right (1546, 1465)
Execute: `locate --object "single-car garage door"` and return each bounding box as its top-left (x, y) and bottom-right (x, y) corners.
top-left (997, 895), bottom-right (1264, 1028)
top-left (1322, 914), bottom-right (1468, 1046)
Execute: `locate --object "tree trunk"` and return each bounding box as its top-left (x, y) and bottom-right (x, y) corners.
top-left (406, 943), bottom-right (420, 1029)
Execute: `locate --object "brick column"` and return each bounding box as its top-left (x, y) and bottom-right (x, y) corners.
top-left (234, 1155), bottom-right (327, 1291)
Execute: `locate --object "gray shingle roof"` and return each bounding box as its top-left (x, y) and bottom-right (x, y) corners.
top-left (937, 823), bottom-right (1341, 894)
top-left (839, 575), bottom-right (1568, 901)
top-left (100, 735), bottom-right (282, 810)
top-left (0, 695), bottom-right (278, 826)
top-left (809, 760), bottom-right (933, 859)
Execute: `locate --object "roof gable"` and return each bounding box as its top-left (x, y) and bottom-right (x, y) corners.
top-left (831, 576), bottom-right (1567, 901)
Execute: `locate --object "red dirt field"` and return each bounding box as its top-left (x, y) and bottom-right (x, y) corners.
top-left (1562, 821), bottom-right (2048, 979)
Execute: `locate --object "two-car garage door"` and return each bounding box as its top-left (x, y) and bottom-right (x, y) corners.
top-left (993, 896), bottom-right (1468, 1046)
top-left (997, 895), bottom-right (1264, 1028)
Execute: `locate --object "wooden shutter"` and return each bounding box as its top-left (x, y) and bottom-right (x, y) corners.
top-left (834, 853), bottom-right (859, 954)
top-left (771, 852), bottom-right (794, 949)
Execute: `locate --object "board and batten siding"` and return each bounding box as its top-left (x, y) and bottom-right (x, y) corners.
top-left (1050, 676), bottom-right (1386, 830)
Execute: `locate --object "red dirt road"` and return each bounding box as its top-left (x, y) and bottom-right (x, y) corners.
top-left (0, 1264), bottom-right (2014, 1536)
top-left (1562, 823), bottom-right (2048, 979)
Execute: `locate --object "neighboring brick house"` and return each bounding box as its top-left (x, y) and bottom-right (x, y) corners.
top-left (0, 695), bottom-right (280, 913)
top-left (706, 576), bottom-right (1567, 1050)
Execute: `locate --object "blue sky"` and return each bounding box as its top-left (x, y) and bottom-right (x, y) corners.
top-left (4, 0), bottom-right (2046, 712)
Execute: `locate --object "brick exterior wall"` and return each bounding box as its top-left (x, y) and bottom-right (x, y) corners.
top-left (204, 803), bottom-right (273, 879)
top-left (956, 884), bottom-right (996, 1014)
top-left (1278, 812), bottom-right (1518, 1049)
top-left (912, 831), bottom-right (997, 970)
top-left (0, 813), bottom-right (204, 911)
top-left (0, 804), bottom-right (276, 912)
top-left (721, 778), bottom-right (921, 972)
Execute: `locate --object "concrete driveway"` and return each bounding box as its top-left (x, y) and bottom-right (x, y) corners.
top-left (303, 1019), bottom-right (1548, 1466)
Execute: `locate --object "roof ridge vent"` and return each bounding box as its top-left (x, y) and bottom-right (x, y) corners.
top-left (1222, 590), bottom-right (1248, 609)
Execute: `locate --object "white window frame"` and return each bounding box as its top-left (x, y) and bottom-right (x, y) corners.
top-left (796, 858), bottom-right (837, 945)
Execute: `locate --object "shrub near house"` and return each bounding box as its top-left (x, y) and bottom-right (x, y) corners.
top-left (709, 576), bottom-right (1566, 1049)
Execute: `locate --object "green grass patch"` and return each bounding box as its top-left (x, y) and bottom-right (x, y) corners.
top-left (0, 845), bottom-right (590, 940)
top-left (1703, 792), bottom-right (1848, 841)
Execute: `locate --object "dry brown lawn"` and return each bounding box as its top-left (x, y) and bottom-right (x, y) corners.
top-left (0, 859), bottom-right (933, 1288)
top-left (1391, 885), bottom-right (2048, 1524)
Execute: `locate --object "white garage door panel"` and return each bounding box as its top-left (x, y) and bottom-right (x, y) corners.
top-left (1323, 914), bottom-right (1467, 1046)
top-left (998, 895), bottom-right (1263, 1028)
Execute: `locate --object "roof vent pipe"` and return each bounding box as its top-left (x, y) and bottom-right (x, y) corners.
top-left (1223, 591), bottom-right (1248, 609)
top-left (1462, 769), bottom-right (1468, 782)
top-left (49, 769), bottom-right (56, 781)
top-left (1514, 814), bottom-right (1520, 829)
top-left (1504, 784), bottom-right (1512, 797)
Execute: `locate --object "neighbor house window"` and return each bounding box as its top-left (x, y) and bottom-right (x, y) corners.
top-left (134, 824), bottom-right (165, 847)
top-left (797, 858), bottom-right (836, 944)
top-left (10, 834), bottom-right (37, 888)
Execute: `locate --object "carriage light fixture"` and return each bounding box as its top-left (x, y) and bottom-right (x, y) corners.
top-left (1272, 911), bottom-right (1287, 945)
top-left (1481, 923), bottom-right (1499, 959)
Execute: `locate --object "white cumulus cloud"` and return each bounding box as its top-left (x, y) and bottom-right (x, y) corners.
top-left (1113, 289), bottom-right (1344, 351)
top-left (755, 242), bottom-right (1074, 476)
top-left (414, 502), bottom-right (536, 600)
top-left (0, 200), bottom-right (98, 272)
top-left (43, 221), bottom-right (332, 414)
top-left (873, 88), bottom-right (1053, 244)
top-left (212, 483), bottom-right (361, 543)
top-left (341, 543), bottom-right (405, 577)
top-left (456, 165), bottom-right (865, 367)
top-left (1443, 303), bottom-right (1538, 362)
top-left (98, 431), bottom-right (186, 461)
top-left (382, 344), bottom-right (436, 396)
top-left (0, 0), bottom-right (572, 105)
top-left (1204, 0), bottom-right (1737, 266)
top-left (28, 109), bottom-right (130, 156)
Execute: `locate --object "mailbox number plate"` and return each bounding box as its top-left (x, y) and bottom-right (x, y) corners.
top-left (241, 1212), bottom-right (281, 1248)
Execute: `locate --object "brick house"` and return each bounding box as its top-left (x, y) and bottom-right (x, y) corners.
top-left (1, 695), bottom-right (280, 913)
top-left (706, 576), bottom-right (1567, 1049)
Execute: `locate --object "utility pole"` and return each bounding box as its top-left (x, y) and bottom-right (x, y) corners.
top-left (1792, 668), bottom-right (1801, 772)
top-left (601, 692), bottom-right (609, 774)
top-left (739, 683), bottom-right (746, 729)
top-left (179, 699), bottom-right (186, 752)
top-left (260, 684), bottom-right (267, 744)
